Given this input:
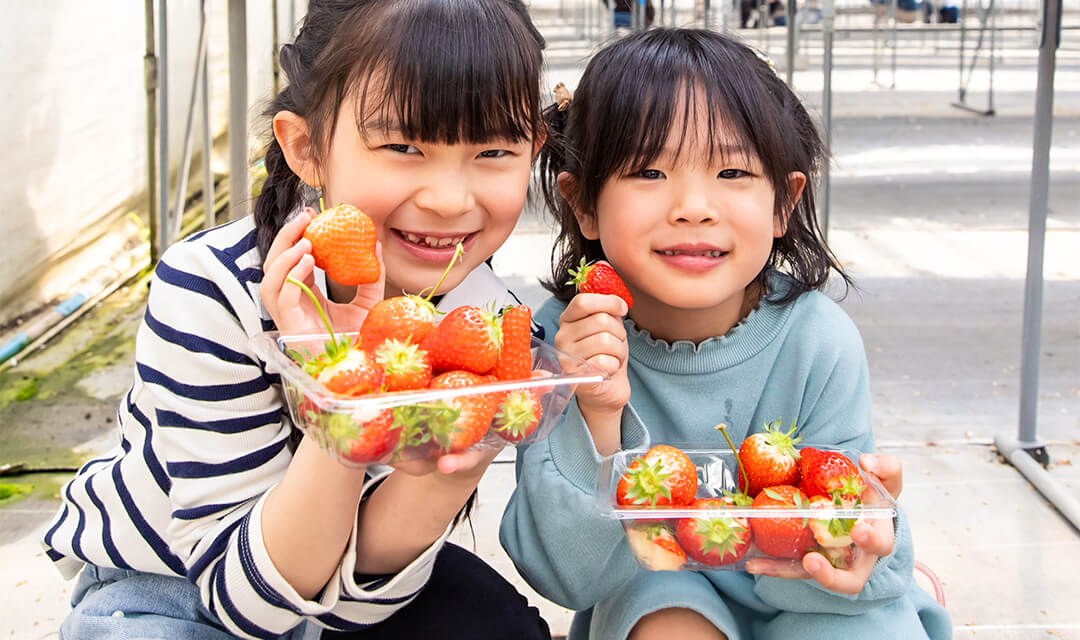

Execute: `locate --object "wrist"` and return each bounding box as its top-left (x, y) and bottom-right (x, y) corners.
top-left (577, 402), bottom-right (623, 456)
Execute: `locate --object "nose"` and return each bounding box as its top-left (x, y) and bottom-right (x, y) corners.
top-left (413, 172), bottom-right (476, 218)
top-left (669, 185), bottom-right (718, 225)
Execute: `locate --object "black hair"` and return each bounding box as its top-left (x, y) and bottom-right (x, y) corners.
top-left (264, 0), bottom-right (545, 530)
top-left (540, 28), bottom-right (851, 306)
top-left (254, 0), bottom-right (546, 259)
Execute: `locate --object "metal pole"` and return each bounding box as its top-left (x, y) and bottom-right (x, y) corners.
top-left (786, 0), bottom-right (796, 87)
top-left (173, 1), bottom-right (209, 240)
top-left (820, 0), bottom-right (834, 240)
top-left (272, 0), bottom-right (280, 96)
top-left (144, 0), bottom-right (159, 264)
top-left (987, 0), bottom-right (996, 114)
top-left (958, 0), bottom-right (968, 103)
top-left (157, 0), bottom-right (171, 251)
top-left (228, 0), bottom-right (250, 221)
top-left (201, 0), bottom-right (214, 231)
top-left (889, 0), bottom-right (898, 88)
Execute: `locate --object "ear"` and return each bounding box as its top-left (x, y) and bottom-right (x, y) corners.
top-left (273, 111), bottom-right (320, 187)
top-left (557, 172), bottom-right (599, 240)
top-left (775, 171), bottom-right (807, 238)
top-left (531, 127), bottom-right (548, 161)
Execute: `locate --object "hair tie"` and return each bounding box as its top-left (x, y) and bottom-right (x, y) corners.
top-left (751, 48), bottom-right (778, 76)
top-left (554, 82), bottom-right (573, 111)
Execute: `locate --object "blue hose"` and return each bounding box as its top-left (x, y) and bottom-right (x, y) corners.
top-left (0, 292), bottom-right (89, 365)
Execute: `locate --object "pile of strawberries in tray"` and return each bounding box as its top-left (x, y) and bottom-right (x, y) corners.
top-left (251, 203), bottom-right (604, 466)
top-left (596, 421), bottom-right (897, 573)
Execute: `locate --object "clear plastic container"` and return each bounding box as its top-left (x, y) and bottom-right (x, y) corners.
top-left (252, 331), bottom-right (606, 465)
top-left (596, 445), bottom-right (898, 573)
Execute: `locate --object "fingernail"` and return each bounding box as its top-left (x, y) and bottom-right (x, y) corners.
top-left (805, 557), bottom-right (823, 572)
top-left (620, 301), bottom-right (628, 315)
top-left (745, 563), bottom-right (760, 574)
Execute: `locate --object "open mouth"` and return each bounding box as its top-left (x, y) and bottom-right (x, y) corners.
top-left (657, 249), bottom-right (729, 258)
top-left (394, 230), bottom-right (474, 249)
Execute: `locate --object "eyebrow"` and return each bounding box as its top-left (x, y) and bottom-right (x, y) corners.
top-left (357, 116), bottom-right (404, 135)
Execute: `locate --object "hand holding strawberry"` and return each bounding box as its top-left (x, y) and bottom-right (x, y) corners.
top-left (261, 208), bottom-right (385, 336)
top-left (567, 258), bottom-right (634, 309)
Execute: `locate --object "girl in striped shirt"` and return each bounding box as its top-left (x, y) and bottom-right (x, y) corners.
top-left (44, 1), bottom-right (551, 638)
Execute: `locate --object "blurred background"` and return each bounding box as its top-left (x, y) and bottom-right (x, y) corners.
top-left (1, 1), bottom-right (1077, 637)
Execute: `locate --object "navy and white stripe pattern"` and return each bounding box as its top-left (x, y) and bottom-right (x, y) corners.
top-left (41, 216), bottom-right (535, 638)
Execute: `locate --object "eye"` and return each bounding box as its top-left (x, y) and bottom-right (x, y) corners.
top-left (632, 169), bottom-right (665, 180)
top-left (477, 149), bottom-right (511, 159)
top-left (384, 143), bottom-right (421, 155)
top-left (718, 169), bottom-right (749, 179)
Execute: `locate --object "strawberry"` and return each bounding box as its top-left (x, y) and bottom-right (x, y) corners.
top-left (798, 448), bottom-right (867, 500)
top-left (625, 522), bottom-right (687, 571)
top-left (567, 258), bottom-right (633, 309)
top-left (491, 304), bottom-right (533, 381)
top-left (674, 498), bottom-right (752, 566)
top-left (303, 203), bottom-right (379, 285)
top-left (359, 296), bottom-right (440, 351)
top-left (808, 493), bottom-right (861, 568)
top-left (749, 485), bottom-right (817, 559)
top-left (616, 445), bottom-right (698, 507)
top-left (316, 348), bottom-right (384, 396)
top-left (420, 306), bottom-right (502, 375)
top-left (492, 389), bottom-right (543, 443)
top-left (737, 418), bottom-right (802, 497)
top-left (327, 408), bottom-right (400, 463)
top-left (373, 338), bottom-right (432, 392)
top-left (427, 370), bottom-right (499, 452)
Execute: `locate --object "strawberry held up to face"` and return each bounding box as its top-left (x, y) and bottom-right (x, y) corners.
top-left (303, 202), bottom-right (379, 286)
top-left (567, 258), bottom-right (634, 309)
top-left (616, 445), bottom-right (698, 507)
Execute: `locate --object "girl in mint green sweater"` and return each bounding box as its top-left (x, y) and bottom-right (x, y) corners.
top-left (500, 28), bottom-right (951, 640)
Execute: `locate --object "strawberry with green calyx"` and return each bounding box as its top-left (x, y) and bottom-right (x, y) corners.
top-left (492, 389), bottom-right (543, 444)
top-left (616, 445), bottom-right (698, 507)
top-left (303, 201), bottom-right (379, 286)
top-left (427, 371), bottom-right (499, 452)
top-left (387, 402), bottom-right (460, 461)
top-left (625, 522), bottom-right (687, 571)
top-left (738, 418), bottom-right (802, 498)
top-left (674, 498), bottom-right (752, 566)
top-left (325, 409), bottom-right (400, 463)
top-left (807, 493), bottom-right (862, 565)
top-left (358, 243), bottom-right (463, 352)
top-left (283, 277), bottom-right (382, 396)
top-left (750, 485), bottom-right (817, 559)
top-left (567, 258), bottom-right (634, 309)
top-left (373, 338), bottom-right (432, 392)
top-left (491, 304), bottom-right (533, 381)
top-left (420, 305), bottom-right (503, 375)
top-left (798, 448), bottom-right (867, 501)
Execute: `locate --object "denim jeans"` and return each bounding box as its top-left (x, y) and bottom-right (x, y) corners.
top-left (60, 544), bottom-right (550, 639)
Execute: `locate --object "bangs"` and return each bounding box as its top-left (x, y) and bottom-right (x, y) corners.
top-left (579, 30), bottom-right (777, 183)
top-left (344, 1), bottom-right (543, 144)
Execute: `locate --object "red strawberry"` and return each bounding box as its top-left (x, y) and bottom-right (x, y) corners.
top-left (427, 371), bottom-right (499, 452)
top-left (492, 389), bottom-right (543, 443)
top-left (359, 296), bottom-right (440, 351)
top-left (738, 418), bottom-right (802, 497)
top-left (567, 258), bottom-right (633, 309)
top-left (624, 522), bottom-right (687, 571)
top-left (303, 203), bottom-right (379, 285)
top-left (317, 348), bottom-right (384, 396)
top-left (420, 306), bottom-right (502, 375)
top-left (675, 498), bottom-right (752, 566)
top-left (327, 408), bottom-right (400, 463)
top-left (616, 445), bottom-right (698, 507)
top-left (750, 485), bottom-right (817, 559)
top-left (491, 304), bottom-right (533, 381)
top-left (373, 338), bottom-right (432, 392)
top-left (798, 449), bottom-right (867, 500)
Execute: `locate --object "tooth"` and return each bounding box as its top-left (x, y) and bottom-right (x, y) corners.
top-left (405, 233), bottom-right (420, 243)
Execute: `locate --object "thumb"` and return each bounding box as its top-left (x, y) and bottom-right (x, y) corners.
top-left (349, 241), bottom-right (386, 310)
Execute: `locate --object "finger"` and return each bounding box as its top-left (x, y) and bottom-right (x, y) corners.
top-left (560, 293), bottom-right (629, 324)
top-left (573, 332), bottom-right (628, 366)
top-left (349, 240), bottom-right (387, 310)
top-left (391, 458), bottom-right (439, 476)
top-left (264, 208), bottom-right (314, 268)
top-left (276, 254), bottom-right (317, 319)
top-left (851, 519), bottom-right (894, 557)
top-left (860, 453), bottom-right (903, 499)
top-left (556, 311), bottom-right (627, 346)
top-left (584, 354), bottom-right (623, 377)
top-left (745, 557), bottom-right (810, 579)
top-left (436, 446), bottom-right (501, 475)
top-left (801, 552), bottom-right (872, 594)
top-left (263, 236), bottom-right (313, 298)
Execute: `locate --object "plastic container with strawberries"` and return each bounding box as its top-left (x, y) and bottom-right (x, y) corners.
top-left (595, 439), bottom-right (898, 573)
top-left (252, 328), bottom-right (605, 466)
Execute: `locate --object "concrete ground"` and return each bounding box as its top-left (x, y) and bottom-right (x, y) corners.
top-left (2, 13), bottom-right (1079, 640)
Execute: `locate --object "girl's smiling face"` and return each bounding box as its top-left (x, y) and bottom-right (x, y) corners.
top-left (575, 112), bottom-right (804, 342)
top-left (279, 92), bottom-right (536, 298)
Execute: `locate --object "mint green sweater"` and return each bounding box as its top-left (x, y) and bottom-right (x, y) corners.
top-left (500, 274), bottom-right (951, 640)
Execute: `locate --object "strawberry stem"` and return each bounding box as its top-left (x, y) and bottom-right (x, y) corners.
top-left (319, 196), bottom-right (325, 214)
top-left (715, 423), bottom-right (751, 496)
top-left (285, 276), bottom-right (336, 343)
top-left (419, 242), bottom-right (464, 302)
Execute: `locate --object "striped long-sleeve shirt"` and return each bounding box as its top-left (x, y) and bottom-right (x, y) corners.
top-left (41, 216), bottom-right (525, 639)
